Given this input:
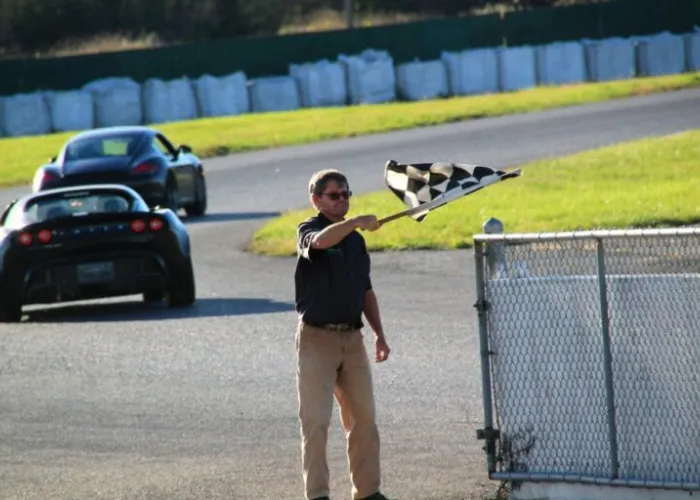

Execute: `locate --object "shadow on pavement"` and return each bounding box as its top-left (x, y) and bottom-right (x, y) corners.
top-left (23, 296), bottom-right (295, 323)
top-left (183, 211), bottom-right (282, 225)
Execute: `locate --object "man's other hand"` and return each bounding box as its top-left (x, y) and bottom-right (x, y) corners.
top-left (375, 336), bottom-right (391, 362)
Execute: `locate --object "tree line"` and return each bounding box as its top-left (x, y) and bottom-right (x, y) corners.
top-left (0, 0), bottom-right (609, 56)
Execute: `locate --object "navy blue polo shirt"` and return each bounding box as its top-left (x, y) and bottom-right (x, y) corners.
top-left (294, 212), bottom-right (372, 328)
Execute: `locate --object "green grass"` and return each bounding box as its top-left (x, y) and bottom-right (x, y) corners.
top-left (1, 72), bottom-right (699, 188)
top-left (247, 128), bottom-right (700, 256)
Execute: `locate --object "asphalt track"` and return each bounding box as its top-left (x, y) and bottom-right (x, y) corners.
top-left (1, 88), bottom-right (699, 500)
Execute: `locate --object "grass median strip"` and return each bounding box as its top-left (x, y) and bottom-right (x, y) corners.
top-left (247, 128), bottom-right (700, 256)
top-left (0, 72), bottom-right (699, 188)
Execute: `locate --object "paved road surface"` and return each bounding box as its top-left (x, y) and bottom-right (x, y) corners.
top-left (1, 89), bottom-right (699, 500)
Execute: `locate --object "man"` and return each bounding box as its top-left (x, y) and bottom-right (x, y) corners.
top-left (294, 169), bottom-right (391, 500)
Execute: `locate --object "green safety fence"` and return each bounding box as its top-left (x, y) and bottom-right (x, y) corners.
top-left (0, 0), bottom-right (697, 96)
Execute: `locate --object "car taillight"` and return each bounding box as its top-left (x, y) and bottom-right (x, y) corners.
top-left (131, 217), bottom-right (166, 233)
top-left (33, 171), bottom-right (60, 191)
top-left (17, 229), bottom-right (54, 246)
top-left (149, 217), bottom-right (164, 231)
top-left (17, 232), bottom-right (32, 245)
top-left (37, 229), bottom-right (52, 243)
top-left (130, 219), bottom-right (146, 232)
top-left (132, 163), bottom-right (159, 175)
top-left (42, 172), bottom-right (59, 183)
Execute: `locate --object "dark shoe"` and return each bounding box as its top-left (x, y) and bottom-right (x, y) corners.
top-left (359, 493), bottom-right (390, 500)
top-left (311, 497), bottom-right (330, 500)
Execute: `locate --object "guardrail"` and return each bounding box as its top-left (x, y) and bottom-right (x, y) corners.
top-left (0, 29), bottom-right (698, 139)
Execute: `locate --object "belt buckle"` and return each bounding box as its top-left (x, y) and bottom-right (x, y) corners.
top-left (325, 323), bottom-right (352, 332)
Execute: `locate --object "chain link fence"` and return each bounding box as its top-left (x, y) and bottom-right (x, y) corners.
top-left (473, 224), bottom-right (700, 491)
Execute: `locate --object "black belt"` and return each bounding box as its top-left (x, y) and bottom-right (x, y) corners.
top-left (305, 322), bottom-right (358, 332)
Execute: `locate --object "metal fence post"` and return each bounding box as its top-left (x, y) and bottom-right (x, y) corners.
top-left (344, 0), bottom-right (354, 28)
top-left (483, 217), bottom-right (506, 277)
top-left (595, 237), bottom-right (619, 479)
top-left (474, 236), bottom-right (499, 474)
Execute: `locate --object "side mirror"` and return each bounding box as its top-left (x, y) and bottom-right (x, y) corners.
top-left (179, 145), bottom-right (192, 154)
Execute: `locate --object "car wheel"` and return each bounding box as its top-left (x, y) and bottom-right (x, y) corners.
top-left (185, 171), bottom-right (207, 217)
top-left (0, 298), bottom-right (22, 323)
top-left (167, 258), bottom-right (196, 308)
top-left (143, 290), bottom-right (164, 303)
top-left (164, 176), bottom-right (179, 213)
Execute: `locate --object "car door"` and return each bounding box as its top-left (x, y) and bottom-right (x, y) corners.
top-left (154, 133), bottom-right (197, 202)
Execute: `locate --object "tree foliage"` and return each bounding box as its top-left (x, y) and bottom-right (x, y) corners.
top-left (0, 0), bottom-right (607, 56)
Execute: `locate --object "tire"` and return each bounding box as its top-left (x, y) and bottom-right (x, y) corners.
top-left (167, 258), bottom-right (196, 308)
top-left (164, 175), bottom-right (179, 213)
top-left (0, 298), bottom-right (22, 323)
top-left (143, 290), bottom-right (164, 303)
top-left (185, 170), bottom-right (207, 217)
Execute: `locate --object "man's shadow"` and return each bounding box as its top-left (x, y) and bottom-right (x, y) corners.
top-left (23, 296), bottom-right (295, 323)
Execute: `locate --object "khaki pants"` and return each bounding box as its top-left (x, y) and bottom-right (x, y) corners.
top-left (296, 322), bottom-right (381, 500)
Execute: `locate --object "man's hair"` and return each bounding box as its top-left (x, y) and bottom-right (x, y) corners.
top-left (309, 169), bottom-right (349, 195)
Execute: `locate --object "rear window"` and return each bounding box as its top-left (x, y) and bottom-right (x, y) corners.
top-left (6, 191), bottom-right (135, 227)
top-left (63, 133), bottom-right (142, 160)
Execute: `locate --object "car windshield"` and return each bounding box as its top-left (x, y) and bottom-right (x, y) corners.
top-left (63, 132), bottom-right (142, 161)
top-left (5, 191), bottom-right (135, 227)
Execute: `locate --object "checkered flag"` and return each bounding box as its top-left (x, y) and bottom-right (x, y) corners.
top-left (380, 160), bottom-right (521, 224)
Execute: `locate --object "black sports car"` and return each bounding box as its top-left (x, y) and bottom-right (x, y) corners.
top-left (0, 184), bottom-right (196, 322)
top-left (32, 126), bottom-right (207, 217)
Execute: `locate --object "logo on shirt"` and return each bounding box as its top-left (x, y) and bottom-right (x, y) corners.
top-left (327, 247), bottom-right (345, 257)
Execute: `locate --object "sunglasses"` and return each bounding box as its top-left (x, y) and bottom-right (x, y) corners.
top-left (321, 190), bottom-right (352, 200)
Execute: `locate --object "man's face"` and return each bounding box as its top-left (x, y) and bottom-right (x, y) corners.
top-left (314, 180), bottom-right (351, 220)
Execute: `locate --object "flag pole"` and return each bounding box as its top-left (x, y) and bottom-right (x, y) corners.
top-left (377, 186), bottom-right (471, 225)
top-left (377, 208), bottom-right (413, 225)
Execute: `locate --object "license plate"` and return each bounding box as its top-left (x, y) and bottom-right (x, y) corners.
top-left (77, 261), bottom-right (115, 284)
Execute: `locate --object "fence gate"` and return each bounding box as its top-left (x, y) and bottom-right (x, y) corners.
top-left (472, 225), bottom-right (700, 492)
